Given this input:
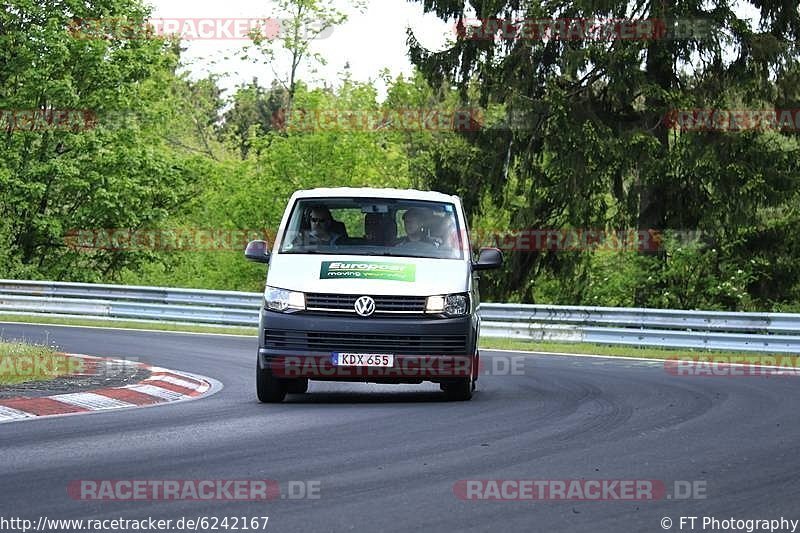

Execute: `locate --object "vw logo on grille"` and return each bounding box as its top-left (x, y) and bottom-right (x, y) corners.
top-left (354, 296), bottom-right (376, 317)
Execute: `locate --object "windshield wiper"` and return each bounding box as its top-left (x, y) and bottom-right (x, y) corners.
top-left (359, 250), bottom-right (399, 256)
top-left (358, 250), bottom-right (440, 259)
top-left (281, 249), bottom-right (326, 254)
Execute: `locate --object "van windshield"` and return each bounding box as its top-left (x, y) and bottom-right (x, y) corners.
top-left (279, 198), bottom-right (464, 260)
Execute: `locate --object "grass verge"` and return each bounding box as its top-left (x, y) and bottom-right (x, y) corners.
top-left (479, 337), bottom-right (790, 360)
top-left (0, 314), bottom-right (258, 336)
top-left (0, 340), bottom-right (80, 386)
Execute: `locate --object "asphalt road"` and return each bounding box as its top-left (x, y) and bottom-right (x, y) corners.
top-left (1, 322), bottom-right (798, 533)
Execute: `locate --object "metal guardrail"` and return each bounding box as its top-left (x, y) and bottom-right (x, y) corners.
top-left (1, 280), bottom-right (799, 353)
top-left (0, 280), bottom-right (261, 308)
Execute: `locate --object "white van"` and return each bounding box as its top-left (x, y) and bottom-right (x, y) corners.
top-left (245, 187), bottom-right (502, 402)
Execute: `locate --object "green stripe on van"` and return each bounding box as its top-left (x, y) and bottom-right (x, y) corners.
top-left (320, 261), bottom-right (416, 282)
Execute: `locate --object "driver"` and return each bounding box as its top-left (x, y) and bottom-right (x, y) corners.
top-left (306, 206), bottom-right (343, 245)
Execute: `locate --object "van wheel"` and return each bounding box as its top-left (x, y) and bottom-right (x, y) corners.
top-left (256, 362), bottom-right (287, 403)
top-left (285, 378), bottom-right (308, 394)
top-left (442, 378), bottom-right (473, 401)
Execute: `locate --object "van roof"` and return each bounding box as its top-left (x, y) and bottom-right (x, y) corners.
top-left (291, 187), bottom-right (459, 203)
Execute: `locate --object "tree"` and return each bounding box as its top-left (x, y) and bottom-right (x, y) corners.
top-left (405, 0), bottom-right (800, 308)
top-left (219, 79), bottom-right (289, 158)
top-left (242, 0), bottom-right (364, 119)
top-left (0, 0), bottom-right (210, 281)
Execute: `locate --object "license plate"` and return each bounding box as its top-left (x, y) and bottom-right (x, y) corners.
top-left (332, 353), bottom-right (394, 367)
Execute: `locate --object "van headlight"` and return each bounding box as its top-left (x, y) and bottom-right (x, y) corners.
top-left (426, 293), bottom-right (470, 316)
top-left (265, 286), bottom-right (306, 312)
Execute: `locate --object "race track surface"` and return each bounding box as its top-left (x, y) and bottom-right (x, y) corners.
top-left (1, 322), bottom-right (798, 532)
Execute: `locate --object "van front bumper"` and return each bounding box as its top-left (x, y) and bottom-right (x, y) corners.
top-left (257, 310), bottom-right (478, 383)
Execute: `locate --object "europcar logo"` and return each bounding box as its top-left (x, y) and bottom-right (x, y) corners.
top-left (320, 261), bottom-right (416, 282)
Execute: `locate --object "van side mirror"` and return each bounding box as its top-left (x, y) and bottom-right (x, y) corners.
top-left (245, 240), bottom-right (271, 264)
top-left (473, 247), bottom-right (502, 271)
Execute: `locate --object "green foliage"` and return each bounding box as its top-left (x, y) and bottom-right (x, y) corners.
top-left (3, 0), bottom-right (800, 313)
top-left (405, 0), bottom-right (800, 310)
top-left (121, 81), bottom-right (414, 291)
top-left (219, 80), bottom-right (288, 158)
top-left (0, 0), bottom-right (209, 281)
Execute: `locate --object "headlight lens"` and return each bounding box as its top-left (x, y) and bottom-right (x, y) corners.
top-left (426, 293), bottom-right (469, 316)
top-left (265, 286), bottom-right (305, 312)
top-left (444, 294), bottom-right (469, 316)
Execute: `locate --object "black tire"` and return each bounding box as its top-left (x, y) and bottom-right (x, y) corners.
top-left (285, 378), bottom-right (309, 394)
top-left (442, 378), bottom-right (473, 401)
top-left (256, 362), bottom-right (287, 403)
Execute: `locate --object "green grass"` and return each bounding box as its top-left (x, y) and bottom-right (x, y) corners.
top-left (0, 341), bottom-right (82, 386)
top-left (479, 337), bottom-right (789, 360)
top-left (1, 313), bottom-right (788, 361)
top-left (0, 314), bottom-right (258, 336)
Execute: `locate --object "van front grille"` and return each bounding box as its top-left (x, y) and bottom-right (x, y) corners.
top-left (305, 293), bottom-right (427, 314)
top-left (264, 329), bottom-right (467, 355)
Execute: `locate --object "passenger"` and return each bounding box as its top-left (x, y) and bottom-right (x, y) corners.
top-left (395, 208), bottom-right (436, 247)
top-left (431, 215), bottom-right (459, 257)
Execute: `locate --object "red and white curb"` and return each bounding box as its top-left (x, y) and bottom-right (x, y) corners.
top-left (0, 354), bottom-right (219, 423)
